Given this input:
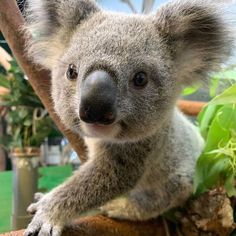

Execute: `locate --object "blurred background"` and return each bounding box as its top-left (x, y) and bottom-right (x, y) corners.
top-left (0, 0), bottom-right (236, 233)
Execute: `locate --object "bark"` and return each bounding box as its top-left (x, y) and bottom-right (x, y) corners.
top-left (1, 192), bottom-right (235, 236)
top-left (0, 0), bottom-right (87, 161)
top-left (177, 100), bottom-right (206, 117)
top-left (0, 216), bottom-right (167, 236)
top-left (179, 189), bottom-right (235, 236)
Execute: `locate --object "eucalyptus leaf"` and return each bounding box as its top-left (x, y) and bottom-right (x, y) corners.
top-left (182, 85), bottom-right (200, 96)
top-left (209, 84), bottom-right (236, 105)
top-left (217, 105), bottom-right (236, 131)
top-left (212, 69), bottom-right (236, 81)
top-left (194, 81), bottom-right (236, 197)
top-left (209, 77), bottom-right (220, 98)
top-left (203, 108), bottom-right (230, 152)
top-left (194, 154), bottom-right (230, 194)
top-left (197, 105), bottom-right (222, 139)
top-left (224, 174), bottom-right (236, 197)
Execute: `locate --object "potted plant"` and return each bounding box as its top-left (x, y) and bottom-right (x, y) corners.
top-left (0, 59), bottom-right (60, 230)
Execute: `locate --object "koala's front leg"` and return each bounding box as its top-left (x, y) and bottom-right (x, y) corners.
top-left (24, 153), bottom-right (145, 236)
top-left (102, 174), bottom-right (193, 221)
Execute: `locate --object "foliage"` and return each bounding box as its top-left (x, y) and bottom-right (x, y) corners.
top-left (182, 65), bottom-right (236, 98)
top-left (0, 59), bottom-right (61, 150)
top-left (194, 83), bottom-right (236, 196)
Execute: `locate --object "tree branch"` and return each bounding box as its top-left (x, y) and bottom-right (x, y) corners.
top-left (2, 215), bottom-right (167, 236)
top-left (177, 100), bottom-right (206, 117)
top-left (0, 0), bottom-right (87, 161)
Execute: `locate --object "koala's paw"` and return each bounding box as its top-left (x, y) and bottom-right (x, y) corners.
top-left (101, 198), bottom-right (139, 221)
top-left (24, 193), bottom-right (65, 236)
top-left (24, 213), bottom-right (64, 236)
top-left (27, 192), bottom-right (45, 215)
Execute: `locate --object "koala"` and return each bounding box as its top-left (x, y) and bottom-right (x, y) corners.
top-left (24, 0), bottom-right (233, 235)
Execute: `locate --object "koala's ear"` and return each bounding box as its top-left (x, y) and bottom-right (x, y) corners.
top-left (26, 0), bottom-right (100, 69)
top-left (155, 0), bottom-right (233, 84)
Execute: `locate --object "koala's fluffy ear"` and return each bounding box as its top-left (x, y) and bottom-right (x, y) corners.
top-left (155, 0), bottom-right (234, 84)
top-left (26, 0), bottom-right (100, 69)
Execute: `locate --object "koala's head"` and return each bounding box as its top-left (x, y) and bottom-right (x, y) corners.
top-left (26, 0), bottom-right (233, 142)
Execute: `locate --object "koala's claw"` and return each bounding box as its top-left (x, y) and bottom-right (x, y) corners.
top-left (34, 192), bottom-right (45, 201)
top-left (24, 217), bottom-right (63, 236)
top-left (27, 202), bottom-right (39, 215)
top-left (25, 193), bottom-right (64, 236)
top-left (27, 193), bottom-right (45, 215)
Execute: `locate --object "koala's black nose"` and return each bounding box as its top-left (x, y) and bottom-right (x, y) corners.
top-left (79, 71), bottom-right (117, 125)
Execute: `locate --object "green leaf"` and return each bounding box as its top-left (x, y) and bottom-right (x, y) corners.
top-left (209, 77), bottom-right (220, 98)
top-left (224, 174), bottom-right (236, 197)
top-left (204, 111), bottom-right (229, 152)
top-left (212, 69), bottom-right (236, 81)
top-left (194, 154), bottom-right (230, 195)
top-left (19, 109), bottom-right (28, 119)
top-left (194, 104), bottom-right (236, 195)
top-left (217, 105), bottom-right (236, 131)
top-left (13, 126), bottom-right (21, 142)
top-left (23, 119), bottom-right (32, 126)
top-left (200, 105), bottom-right (236, 152)
top-left (0, 74), bottom-right (10, 89)
top-left (0, 93), bottom-right (13, 102)
top-left (197, 105), bottom-right (222, 139)
top-left (1, 58), bottom-right (59, 149)
top-left (8, 60), bottom-right (23, 74)
top-left (7, 111), bottom-right (20, 123)
top-left (182, 85), bottom-right (200, 96)
top-left (0, 101), bottom-right (20, 107)
top-left (209, 84), bottom-right (236, 105)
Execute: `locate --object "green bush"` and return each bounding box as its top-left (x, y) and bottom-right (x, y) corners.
top-left (0, 59), bottom-right (61, 150)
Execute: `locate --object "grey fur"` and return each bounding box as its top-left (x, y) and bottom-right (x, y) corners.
top-left (24, 0), bottom-right (233, 235)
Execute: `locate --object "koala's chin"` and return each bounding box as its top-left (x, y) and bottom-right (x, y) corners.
top-left (80, 121), bottom-right (121, 140)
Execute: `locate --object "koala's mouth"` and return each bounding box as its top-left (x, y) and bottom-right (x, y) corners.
top-left (80, 121), bottom-right (120, 139)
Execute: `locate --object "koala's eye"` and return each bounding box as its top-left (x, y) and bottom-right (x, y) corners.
top-left (133, 72), bottom-right (148, 88)
top-left (66, 64), bottom-right (78, 81)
